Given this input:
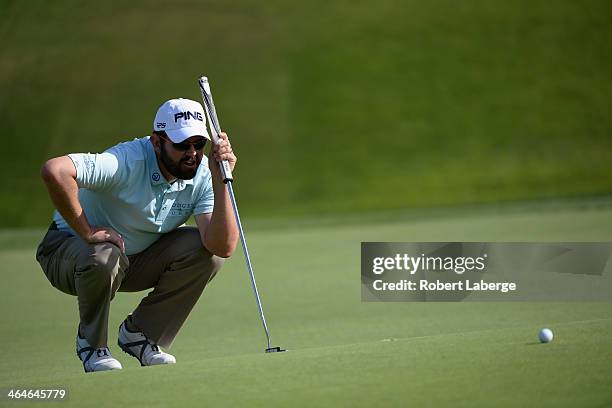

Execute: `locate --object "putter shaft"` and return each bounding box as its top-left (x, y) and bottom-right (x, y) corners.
top-left (198, 75), bottom-right (284, 353)
top-left (226, 181), bottom-right (272, 350)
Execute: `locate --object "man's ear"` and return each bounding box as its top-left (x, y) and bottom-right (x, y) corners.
top-left (151, 132), bottom-right (161, 154)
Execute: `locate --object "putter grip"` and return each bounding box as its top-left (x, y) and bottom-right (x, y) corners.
top-left (218, 160), bottom-right (233, 184)
top-left (198, 75), bottom-right (234, 183)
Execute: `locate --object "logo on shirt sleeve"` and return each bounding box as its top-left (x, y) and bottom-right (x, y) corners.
top-left (82, 156), bottom-right (95, 173)
top-left (152, 172), bottom-right (161, 182)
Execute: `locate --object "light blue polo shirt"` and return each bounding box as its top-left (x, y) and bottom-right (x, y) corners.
top-left (52, 136), bottom-right (214, 255)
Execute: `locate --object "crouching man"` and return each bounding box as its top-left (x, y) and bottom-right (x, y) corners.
top-left (36, 98), bottom-right (238, 372)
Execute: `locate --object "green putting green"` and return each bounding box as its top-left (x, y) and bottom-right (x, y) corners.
top-left (1, 200), bottom-right (611, 407)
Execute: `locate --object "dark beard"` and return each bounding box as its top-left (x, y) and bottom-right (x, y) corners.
top-left (159, 143), bottom-right (200, 180)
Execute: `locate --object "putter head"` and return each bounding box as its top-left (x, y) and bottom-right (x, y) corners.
top-left (265, 346), bottom-right (287, 353)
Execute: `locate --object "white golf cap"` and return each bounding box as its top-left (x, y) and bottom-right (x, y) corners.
top-left (153, 98), bottom-right (210, 142)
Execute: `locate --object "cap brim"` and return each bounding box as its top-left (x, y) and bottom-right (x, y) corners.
top-left (166, 126), bottom-right (211, 143)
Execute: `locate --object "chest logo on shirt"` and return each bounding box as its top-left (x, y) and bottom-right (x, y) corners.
top-left (152, 172), bottom-right (161, 182)
top-left (169, 202), bottom-right (195, 217)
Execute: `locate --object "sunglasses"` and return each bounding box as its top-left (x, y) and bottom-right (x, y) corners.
top-left (160, 134), bottom-right (206, 152)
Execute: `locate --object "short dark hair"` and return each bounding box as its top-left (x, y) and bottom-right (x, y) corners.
top-left (152, 130), bottom-right (167, 138)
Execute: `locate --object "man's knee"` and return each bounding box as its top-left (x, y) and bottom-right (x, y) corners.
top-left (200, 252), bottom-right (224, 278)
top-left (181, 242), bottom-right (225, 280)
top-left (168, 228), bottom-right (225, 279)
top-left (76, 242), bottom-right (128, 282)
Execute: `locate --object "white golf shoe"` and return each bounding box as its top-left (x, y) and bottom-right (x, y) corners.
top-left (117, 319), bottom-right (176, 366)
top-left (76, 331), bottom-right (122, 373)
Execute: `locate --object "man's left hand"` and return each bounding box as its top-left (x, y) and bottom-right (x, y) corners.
top-left (209, 132), bottom-right (237, 175)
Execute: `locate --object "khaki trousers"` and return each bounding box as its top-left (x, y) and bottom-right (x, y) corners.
top-left (36, 226), bottom-right (223, 349)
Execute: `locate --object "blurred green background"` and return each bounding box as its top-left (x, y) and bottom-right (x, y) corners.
top-left (1, 0), bottom-right (611, 227)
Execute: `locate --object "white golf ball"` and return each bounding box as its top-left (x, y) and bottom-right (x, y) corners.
top-left (539, 328), bottom-right (554, 343)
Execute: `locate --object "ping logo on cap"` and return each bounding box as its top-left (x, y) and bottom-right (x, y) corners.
top-left (174, 111), bottom-right (204, 122)
top-left (153, 98), bottom-right (211, 142)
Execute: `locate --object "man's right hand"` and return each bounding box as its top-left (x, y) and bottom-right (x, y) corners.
top-left (85, 227), bottom-right (125, 253)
